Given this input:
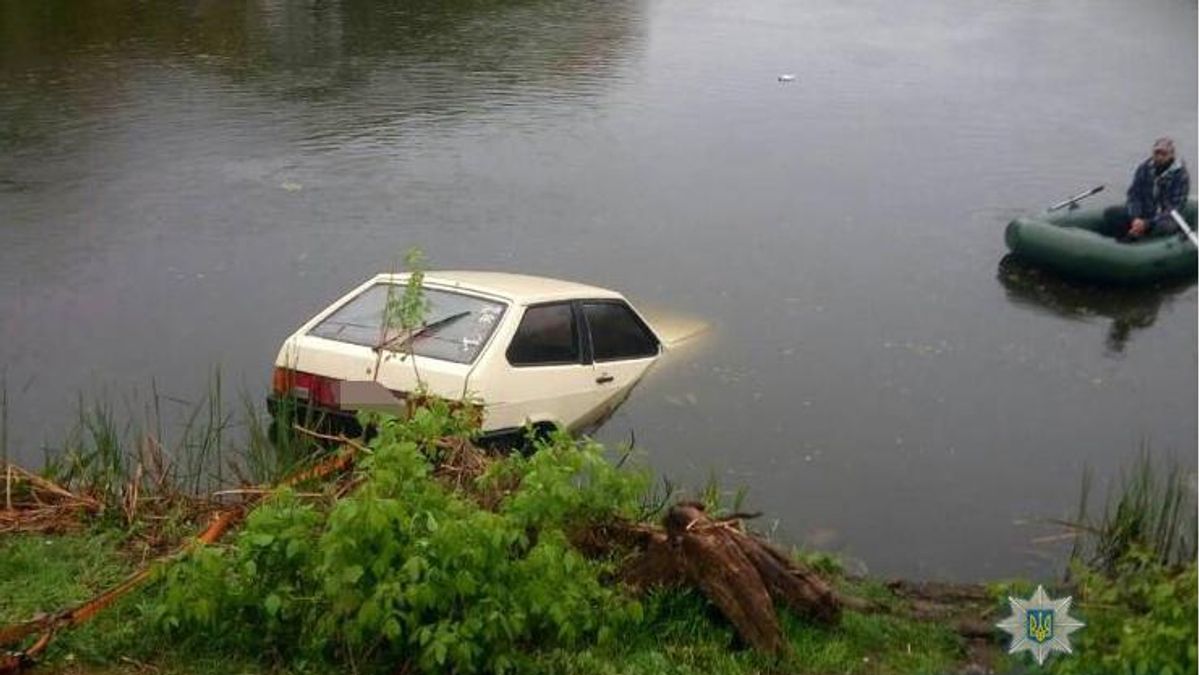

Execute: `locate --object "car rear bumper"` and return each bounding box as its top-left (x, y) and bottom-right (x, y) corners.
top-left (266, 395), bottom-right (364, 438)
top-left (266, 395), bottom-right (510, 445)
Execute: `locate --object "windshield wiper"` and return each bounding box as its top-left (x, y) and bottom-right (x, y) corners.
top-left (376, 311), bottom-right (470, 352)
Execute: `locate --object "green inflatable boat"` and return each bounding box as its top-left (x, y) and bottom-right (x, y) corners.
top-left (1005, 197), bottom-right (1197, 285)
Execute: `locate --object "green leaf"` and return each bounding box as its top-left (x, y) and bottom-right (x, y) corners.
top-left (343, 565), bottom-right (364, 584)
top-left (286, 538), bottom-right (305, 560)
top-left (263, 594), bottom-right (282, 618)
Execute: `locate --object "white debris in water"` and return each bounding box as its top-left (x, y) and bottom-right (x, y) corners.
top-left (777, 73), bottom-right (796, 82)
top-left (281, 181), bottom-right (303, 192)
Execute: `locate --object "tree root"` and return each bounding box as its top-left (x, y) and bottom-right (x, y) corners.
top-left (584, 502), bottom-right (842, 655)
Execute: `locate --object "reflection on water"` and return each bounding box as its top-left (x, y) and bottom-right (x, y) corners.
top-left (0, 0), bottom-right (644, 157)
top-left (996, 254), bottom-right (1194, 355)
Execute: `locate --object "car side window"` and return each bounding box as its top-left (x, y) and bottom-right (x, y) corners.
top-left (506, 303), bottom-right (580, 366)
top-left (583, 302), bottom-right (659, 361)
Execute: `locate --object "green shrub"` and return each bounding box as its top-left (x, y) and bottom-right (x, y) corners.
top-left (148, 405), bottom-right (648, 674)
top-left (1046, 551), bottom-right (1197, 675)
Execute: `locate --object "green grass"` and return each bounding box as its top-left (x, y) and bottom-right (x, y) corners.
top-left (0, 530), bottom-right (142, 667)
top-left (0, 532), bottom-right (275, 674)
top-left (0, 530), bottom-right (130, 619)
top-left (531, 588), bottom-right (962, 675)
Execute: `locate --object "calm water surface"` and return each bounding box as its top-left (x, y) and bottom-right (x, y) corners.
top-left (2, 0), bottom-right (1196, 580)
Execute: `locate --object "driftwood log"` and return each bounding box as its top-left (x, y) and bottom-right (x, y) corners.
top-left (584, 501), bottom-right (843, 654)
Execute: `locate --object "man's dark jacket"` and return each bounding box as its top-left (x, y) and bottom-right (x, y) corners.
top-left (1126, 158), bottom-right (1190, 220)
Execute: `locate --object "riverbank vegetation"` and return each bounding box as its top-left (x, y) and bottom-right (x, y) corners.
top-left (1, 389), bottom-right (1195, 674)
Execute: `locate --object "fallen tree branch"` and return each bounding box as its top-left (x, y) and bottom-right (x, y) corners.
top-left (0, 463), bottom-right (103, 535)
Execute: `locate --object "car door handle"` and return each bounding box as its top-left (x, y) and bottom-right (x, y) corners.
top-left (596, 375), bottom-right (614, 384)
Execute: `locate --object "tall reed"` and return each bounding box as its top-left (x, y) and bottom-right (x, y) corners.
top-left (1067, 447), bottom-right (1196, 574)
top-left (29, 370), bottom-right (325, 508)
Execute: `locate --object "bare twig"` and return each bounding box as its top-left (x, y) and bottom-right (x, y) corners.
top-left (1030, 532), bottom-right (1080, 545)
top-left (123, 463), bottom-right (143, 525)
top-left (291, 424), bottom-right (370, 454)
top-left (211, 488), bottom-right (325, 499)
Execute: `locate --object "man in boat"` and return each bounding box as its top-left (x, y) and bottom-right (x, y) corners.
top-left (1124, 137), bottom-right (1190, 239)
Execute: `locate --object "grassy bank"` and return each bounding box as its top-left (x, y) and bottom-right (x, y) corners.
top-left (0, 531), bottom-right (963, 674)
top-left (1, 394), bottom-right (1195, 675)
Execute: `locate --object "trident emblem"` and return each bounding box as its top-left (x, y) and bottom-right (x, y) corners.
top-left (998, 586), bottom-right (1083, 665)
top-left (1027, 609), bottom-right (1054, 644)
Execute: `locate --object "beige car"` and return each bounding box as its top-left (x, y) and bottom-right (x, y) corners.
top-left (269, 271), bottom-right (662, 442)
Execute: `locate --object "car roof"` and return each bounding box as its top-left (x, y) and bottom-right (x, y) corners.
top-left (373, 271), bottom-right (625, 305)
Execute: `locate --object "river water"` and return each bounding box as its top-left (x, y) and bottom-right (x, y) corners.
top-left (1, 0), bottom-right (1195, 581)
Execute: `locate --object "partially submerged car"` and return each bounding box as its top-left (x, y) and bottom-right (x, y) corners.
top-left (269, 271), bottom-right (662, 443)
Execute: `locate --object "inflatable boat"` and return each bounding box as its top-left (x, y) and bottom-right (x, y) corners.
top-left (1004, 197), bottom-right (1197, 285)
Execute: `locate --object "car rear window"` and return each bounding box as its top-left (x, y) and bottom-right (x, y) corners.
top-left (583, 301), bottom-right (659, 361)
top-left (506, 303), bottom-right (580, 366)
top-left (309, 283), bottom-right (506, 364)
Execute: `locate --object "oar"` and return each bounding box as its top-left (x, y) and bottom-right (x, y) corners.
top-left (1169, 209), bottom-right (1199, 247)
top-left (1047, 185), bottom-right (1104, 212)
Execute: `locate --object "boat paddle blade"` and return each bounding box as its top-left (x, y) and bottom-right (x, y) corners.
top-left (1168, 209), bottom-right (1199, 248)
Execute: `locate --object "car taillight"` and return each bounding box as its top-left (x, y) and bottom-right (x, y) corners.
top-left (272, 367), bottom-right (338, 408)
top-left (271, 367), bottom-right (290, 395)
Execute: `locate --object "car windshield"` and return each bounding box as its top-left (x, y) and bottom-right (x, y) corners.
top-left (309, 283), bottom-right (506, 364)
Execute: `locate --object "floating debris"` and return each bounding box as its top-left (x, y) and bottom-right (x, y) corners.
top-left (777, 73), bottom-right (796, 82)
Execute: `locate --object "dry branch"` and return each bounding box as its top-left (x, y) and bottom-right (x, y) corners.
top-left (0, 463), bottom-right (102, 535)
